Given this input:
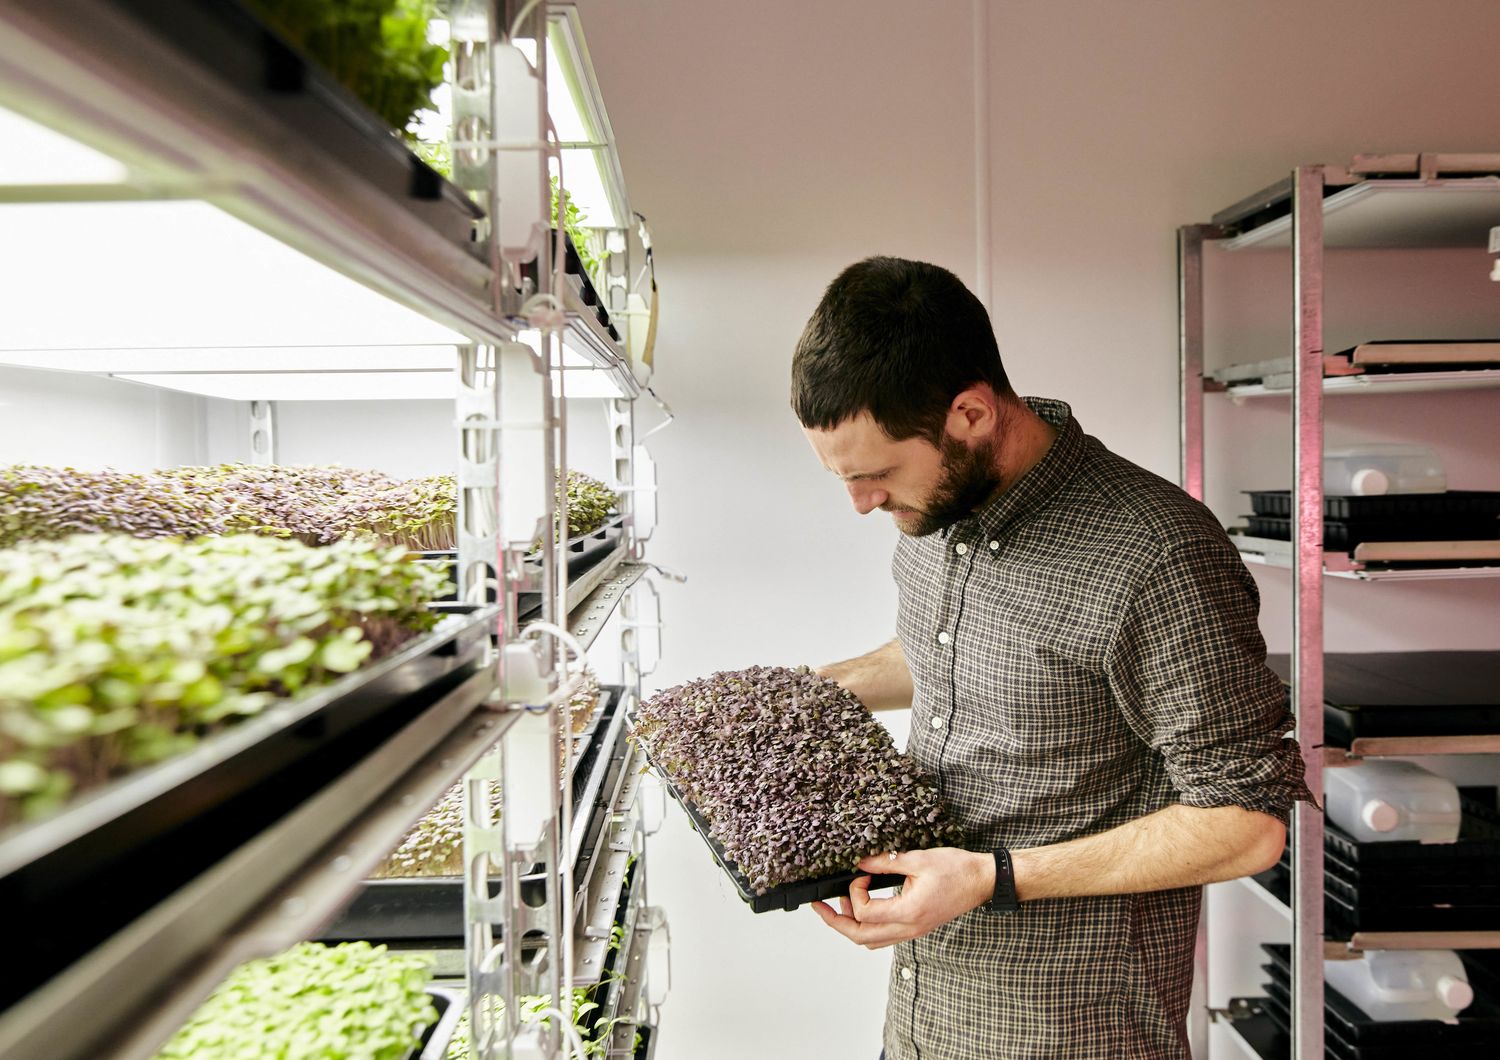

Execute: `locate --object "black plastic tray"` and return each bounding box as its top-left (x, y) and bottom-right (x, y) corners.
top-left (2, 606), bottom-right (492, 1008)
top-left (1246, 490), bottom-right (1500, 520)
top-left (1243, 514), bottom-right (1499, 548)
top-left (322, 686), bottom-right (626, 942)
top-left (416, 986), bottom-right (464, 1060)
top-left (645, 767), bottom-right (903, 914)
top-left (118, 0), bottom-right (484, 257)
top-left (1263, 944), bottom-right (1500, 1050)
top-left (1265, 652), bottom-right (1500, 742)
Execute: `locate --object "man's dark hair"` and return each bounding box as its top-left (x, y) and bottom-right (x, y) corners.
top-left (790, 256), bottom-right (1012, 443)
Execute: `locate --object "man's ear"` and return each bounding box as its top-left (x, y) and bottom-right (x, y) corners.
top-left (946, 385), bottom-right (1000, 441)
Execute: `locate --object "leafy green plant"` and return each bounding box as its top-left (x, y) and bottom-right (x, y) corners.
top-left (551, 176), bottom-right (610, 286)
top-left (632, 665), bottom-right (966, 894)
top-left (375, 671), bottom-right (600, 877)
top-left (2, 463), bottom-right (458, 552)
top-left (0, 533), bottom-right (445, 826)
top-left (243, 0), bottom-right (449, 136)
top-left (155, 941), bottom-right (436, 1060)
top-left (446, 983), bottom-right (626, 1060)
top-left (0, 465), bottom-right (228, 548)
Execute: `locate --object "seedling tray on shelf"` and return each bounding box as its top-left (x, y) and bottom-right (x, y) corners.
top-left (118, 0), bottom-right (485, 256)
top-left (518, 518), bottom-right (626, 620)
top-left (0, 605), bottom-right (495, 1007)
top-left (1246, 490), bottom-right (1500, 521)
top-left (1263, 943), bottom-right (1500, 1052)
top-left (1243, 514), bottom-right (1499, 549)
top-left (1265, 652), bottom-right (1500, 742)
top-left (322, 686), bottom-right (626, 942)
top-left (637, 756), bottom-right (903, 914)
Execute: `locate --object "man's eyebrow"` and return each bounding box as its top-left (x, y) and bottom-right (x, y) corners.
top-left (838, 467), bottom-right (894, 482)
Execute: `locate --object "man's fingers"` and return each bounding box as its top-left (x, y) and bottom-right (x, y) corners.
top-left (858, 849), bottom-right (922, 875)
top-left (839, 895), bottom-right (853, 918)
top-left (851, 890), bottom-right (909, 925)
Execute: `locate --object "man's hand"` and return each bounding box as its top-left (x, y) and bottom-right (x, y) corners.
top-left (810, 848), bottom-right (993, 949)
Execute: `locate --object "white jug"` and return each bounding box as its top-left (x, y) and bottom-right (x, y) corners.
top-left (1325, 760), bottom-right (1461, 843)
top-left (1325, 950), bottom-right (1474, 1021)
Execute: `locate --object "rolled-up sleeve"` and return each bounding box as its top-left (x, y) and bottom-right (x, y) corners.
top-left (1106, 535), bottom-right (1311, 824)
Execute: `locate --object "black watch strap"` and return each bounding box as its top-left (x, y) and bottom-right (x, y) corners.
top-left (988, 847), bottom-right (1020, 913)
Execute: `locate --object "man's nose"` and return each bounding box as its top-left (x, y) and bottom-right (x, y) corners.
top-left (847, 482), bottom-right (889, 516)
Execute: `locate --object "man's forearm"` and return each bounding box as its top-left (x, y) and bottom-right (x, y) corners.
top-left (1010, 803), bottom-right (1286, 902)
top-left (817, 638), bottom-right (913, 711)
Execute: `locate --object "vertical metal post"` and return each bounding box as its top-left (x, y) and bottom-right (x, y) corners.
top-left (1290, 164), bottom-right (1326, 1060)
top-left (609, 399), bottom-right (636, 555)
top-left (1177, 226), bottom-right (1207, 500)
top-left (247, 400), bottom-right (277, 465)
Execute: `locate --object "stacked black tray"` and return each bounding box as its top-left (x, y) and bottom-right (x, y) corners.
top-left (1, 607), bottom-right (492, 1011)
top-left (417, 515), bottom-right (624, 607)
top-left (1259, 943), bottom-right (1500, 1059)
top-left (116, 0), bottom-right (484, 255)
top-left (1254, 791), bottom-right (1500, 933)
top-left (1243, 490), bottom-right (1500, 549)
top-left (1264, 652), bottom-right (1500, 745)
top-left (321, 684), bottom-right (627, 943)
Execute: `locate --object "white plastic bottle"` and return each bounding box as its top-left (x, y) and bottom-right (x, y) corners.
top-left (1325, 950), bottom-right (1475, 1021)
top-left (1324, 760), bottom-right (1461, 843)
top-left (1323, 444), bottom-right (1446, 495)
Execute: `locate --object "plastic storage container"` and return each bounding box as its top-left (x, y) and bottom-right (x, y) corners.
top-left (1325, 444), bottom-right (1447, 496)
top-left (1325, 761), bottom-right (1462, 843)
top-left (1324, 950), bottom-right (1475, 1021)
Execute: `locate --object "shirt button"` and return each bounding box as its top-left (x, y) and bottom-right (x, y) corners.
top-left (936, 631), bottom-right (951, 645)
top-left (900, 966), bottom-right (914, 981)
top-left (954, 542), bottom-right (968, 556)
top-left (930, 716), bottom-right (945, 729)
top-left (989, 540), bottom-right (1000, 551)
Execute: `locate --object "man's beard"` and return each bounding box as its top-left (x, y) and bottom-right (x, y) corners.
top-left (892, 433), bottom-right (1002, 537)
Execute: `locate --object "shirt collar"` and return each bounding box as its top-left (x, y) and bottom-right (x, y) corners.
top-left (951, 396), bottom-right (1084, 540)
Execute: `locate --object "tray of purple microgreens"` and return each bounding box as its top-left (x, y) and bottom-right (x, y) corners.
top-left (629, 664), bottom-right (965, 913)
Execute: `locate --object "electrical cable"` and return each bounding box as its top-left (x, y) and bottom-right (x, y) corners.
top-left (529, 1006), bottom-right (589, 1060)
top-left (506, 0), bottom-right (545, 43)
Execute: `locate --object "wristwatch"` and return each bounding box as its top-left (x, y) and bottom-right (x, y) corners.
top-left (987, 847), bottom-right (1020, 914)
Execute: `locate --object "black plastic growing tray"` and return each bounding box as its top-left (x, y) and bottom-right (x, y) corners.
top-left (641, 763), bottom-right (903, 914)
top-left (1265, 652), bottom-right (1500, 743)
top-left (1243, 514), bottom-right (1499, 549)
top-left (0, 606), bottom-right (493, 1009)
top-left (517, 518), bottom-right (626, 619)
top-left (416, 986), bottom-right (465, 1060)
top-left (1246, 490), bottom-right (1500, 521)
top-left (1263, 943), bottom-right (1500, 1054)
top-left (322, 685), bottom-right (626, 942)
top-left (115, 0), bottom-right (484, 257)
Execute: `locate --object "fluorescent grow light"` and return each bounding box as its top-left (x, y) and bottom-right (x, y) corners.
top-left (112, 371), bottom-right (456, 402)
top-left (0, 104), bottom-right (129, 185)
top-left (0, 200), bottom-right (470, 351)
top-left (0, 346), bottom-right (459, 373)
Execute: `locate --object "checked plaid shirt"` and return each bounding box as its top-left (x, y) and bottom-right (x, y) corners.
top-left (883, 398), bottom-right (1308, 1060)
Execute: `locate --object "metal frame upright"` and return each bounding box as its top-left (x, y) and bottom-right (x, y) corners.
top-left (1178, 164), bottom-right (1330, 1060)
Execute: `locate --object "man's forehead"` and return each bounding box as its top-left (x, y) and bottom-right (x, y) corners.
top-left (804, 414), bottom-right (912, 475)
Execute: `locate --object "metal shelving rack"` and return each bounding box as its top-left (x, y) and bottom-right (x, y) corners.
top-left (1180, 153), bottom-right (1500, 1060)
top-left (0, 1), bottom-right (667, 1058)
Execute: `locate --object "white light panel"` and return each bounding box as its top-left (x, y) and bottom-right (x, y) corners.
top-left (0, 105), bottom-right (129, 185)
top-left (0, 200), bottom-right (470, 351)
top-left (112, 371), bottom-right (456, 402)
top-left (0, 345), bottom-right (459, 373)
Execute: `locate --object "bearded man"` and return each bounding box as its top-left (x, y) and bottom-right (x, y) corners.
top-left (793, 256), bottom-right (1309, 1060)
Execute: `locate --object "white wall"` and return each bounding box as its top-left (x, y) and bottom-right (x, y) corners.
top-left (578, 1), bottom-right (1500, 1058)
top-left (0, 367), bottom-right (213, 470)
